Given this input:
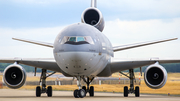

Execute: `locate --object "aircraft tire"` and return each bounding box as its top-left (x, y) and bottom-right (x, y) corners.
top-left (82, 86), bottom-right (87, 96)
top-left (74, 89), bottom-right (79, 98)
top-left (47, 86), bottom-right (52, 97)
top-left (135, 86), bottom-right (140, 97)
top-left (82, 86), bottom-right (86, 93)
top-left (79, 89), bottom-right (86, 98)
top-left (89, 86), bottom-right (94, 97)
top-left (36, 86), bottom-right (41, 97)
top-left (124, 86), bottom-right (128, 97)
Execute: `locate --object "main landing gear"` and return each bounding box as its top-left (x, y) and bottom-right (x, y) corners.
top-left (120, 69), bottom-right (140, 97)
top-left (73, 76), bottom-right (95, 98)
top-left (36, 69), bottom-right (56, 97)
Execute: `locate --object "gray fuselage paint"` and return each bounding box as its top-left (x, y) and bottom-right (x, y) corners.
top-left (53, 23), bottom-right (113, 77)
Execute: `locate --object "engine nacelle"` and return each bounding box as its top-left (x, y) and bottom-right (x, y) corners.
top-left (144, 62), bottom-right (167, 89)
top-left (3, 63), bottom-right (26, 89)
top-left (81, 7), bottom-right (105, 32)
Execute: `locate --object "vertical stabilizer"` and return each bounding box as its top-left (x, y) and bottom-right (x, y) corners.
top-left (91, 0), bottom-right (97, 8)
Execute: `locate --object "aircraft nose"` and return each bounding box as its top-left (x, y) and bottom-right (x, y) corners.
top-left (55, 52), bottom-right (99, 75)
top-left (68, 53), bottom-right (85, 69)
top-left (65, 52), bottom-right (93, 72)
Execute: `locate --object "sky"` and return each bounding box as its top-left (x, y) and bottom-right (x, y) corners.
top-left (0, 0), bottom-right (180, 59)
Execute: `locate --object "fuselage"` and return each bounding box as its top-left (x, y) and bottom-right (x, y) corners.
top-left (53, 23), bottom-right (113, 77)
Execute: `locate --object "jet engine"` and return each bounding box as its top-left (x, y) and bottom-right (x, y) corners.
top-left (144, 62), bottom-right (167, 89)
top-left (81, 7), bottom-right (105, 32)
top-left (3, 63), bottom-right (26, 89)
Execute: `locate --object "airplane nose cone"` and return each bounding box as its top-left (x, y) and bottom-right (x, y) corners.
top-left (55, 52), bottom-right (100, 76)
top-left (67, 53), bottom-right (85, 69)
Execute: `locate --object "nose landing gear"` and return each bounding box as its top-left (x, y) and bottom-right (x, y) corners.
top-left (83, 77), bottom-right (94, 97)
top-left (73, 76), bottom-right (95, 98)
top-left (73, 76), bottom-right (86, 98)
top-left (74, 89), bottom-right (86, 98)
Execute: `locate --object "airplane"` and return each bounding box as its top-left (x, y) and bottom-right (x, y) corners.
top-left (0, 0), bottom-right (180, 98)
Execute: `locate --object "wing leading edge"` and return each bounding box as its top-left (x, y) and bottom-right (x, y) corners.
top-left (110, 58), bottom-right (180, 73)
top-left (0, 58), bottom-right (61, 72)
top-left (113, 38), bottom-right (177, 52)
top-left (12, 38), bottom-right (53, 48)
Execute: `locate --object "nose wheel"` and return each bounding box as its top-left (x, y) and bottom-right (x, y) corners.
top-left (74, 89), bottom-right (86, 98)
top-left (73, 76), bottom-right (95, 98)
top-left (89, 86), bottom-right (94, 96)
top-left (73, 76), bottom-right (86, 98)
top-left (83, 77), bottom-right (94, 97)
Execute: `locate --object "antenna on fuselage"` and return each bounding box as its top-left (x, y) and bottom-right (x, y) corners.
top-left (91, 0), bottom-right (97, 8)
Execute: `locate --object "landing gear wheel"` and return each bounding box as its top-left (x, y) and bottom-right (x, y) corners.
top-left (135, 86), bottom-right (140, 97)
top-left (82, 86), bottom-right (86, 93)
top-left (124, 86), bottom-right (128, 97)
top-left (47, 86), bottom-right (52, 97)
top-left (36, 86), bottom-right (41, 97)
top-left (82, 86), bottom-right (87, 96)
top-left (79, 89), bottom-right (86, 98)
top-left (74, 89), bottom-right (79, 98)
top-left (89, 86), bottom-right (94, 97)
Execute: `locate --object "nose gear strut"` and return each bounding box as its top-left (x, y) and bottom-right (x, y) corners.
top-left (73, 76), bottom-right (95, 98)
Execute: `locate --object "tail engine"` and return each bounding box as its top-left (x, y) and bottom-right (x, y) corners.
top-left (144, 62), bottom-right (167, 89)
top-left (81, 7), bottom-right (105, 32)
top-left (3, 63), bottom-right (26, 89)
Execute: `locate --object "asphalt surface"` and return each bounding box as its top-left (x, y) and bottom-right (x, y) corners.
top-left (0, 89), bottom-right (179, 101)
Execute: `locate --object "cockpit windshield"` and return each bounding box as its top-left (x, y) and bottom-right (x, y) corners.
top-left (60, 36), bottom-right (94, 45)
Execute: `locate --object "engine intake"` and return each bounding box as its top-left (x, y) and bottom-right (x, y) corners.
top-left (3, 63), bottom-right (26, 89)
top-left (81, 7), bottom-right (105, 32)
top-left (144, 62), bottom-right (167, 89)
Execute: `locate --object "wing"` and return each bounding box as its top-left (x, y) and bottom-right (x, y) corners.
top-left (113, 38), bottom-right (177, 52)
top-left (12, 38), bottom-right (53, 48)
top-left (0, 58), bottom-right (61, 72)
top-left (110, 58), bottom-right (180, 73)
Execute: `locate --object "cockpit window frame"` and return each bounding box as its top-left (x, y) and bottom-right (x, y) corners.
top-left (60, 36), bottom-right (94, 45)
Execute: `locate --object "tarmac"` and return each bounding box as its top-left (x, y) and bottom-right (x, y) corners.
top-left (0, 89), bottom-right (179, 101)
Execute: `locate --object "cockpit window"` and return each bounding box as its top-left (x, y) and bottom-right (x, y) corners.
top-left (61, 36), bottom-right (94, 45)
top-left (69, 37), bottom-right (76, 42)
top-left (77, 37), bottom-right (85, 42)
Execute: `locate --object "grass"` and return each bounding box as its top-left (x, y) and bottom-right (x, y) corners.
top-left (0, 73), bottom-right (180, 95)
